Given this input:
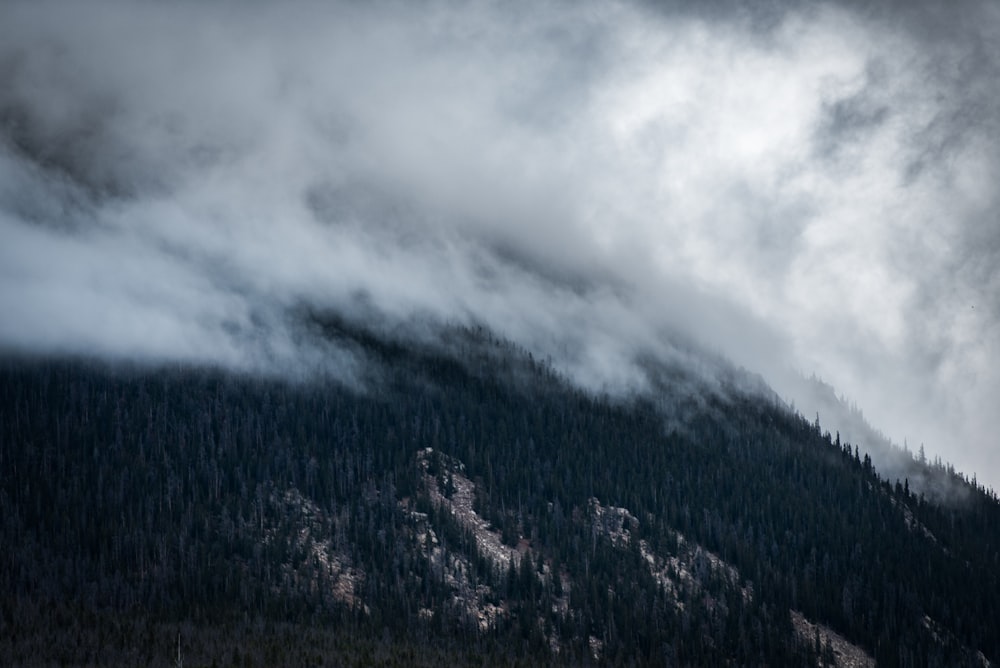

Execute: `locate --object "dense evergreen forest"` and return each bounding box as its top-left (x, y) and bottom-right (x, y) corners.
top-left (1, 325), bottom-right (999, 666)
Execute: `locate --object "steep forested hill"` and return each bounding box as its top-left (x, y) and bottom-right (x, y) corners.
top-left (1, 326), bottom-right (998, 666)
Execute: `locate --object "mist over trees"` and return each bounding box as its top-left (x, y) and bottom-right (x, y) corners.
top-left (2, 2), bottom-right (1000, 664)
top-left (2, 0), bottom-right (1000, 488)
top-left (2, 326), bottom-right (998, 665)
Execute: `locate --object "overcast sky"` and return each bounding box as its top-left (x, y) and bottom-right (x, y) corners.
top-left (1, 0), bottom-right (998, 487)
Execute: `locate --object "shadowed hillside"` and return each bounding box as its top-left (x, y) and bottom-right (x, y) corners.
top-left (2, 326), bottom-right (998, 666)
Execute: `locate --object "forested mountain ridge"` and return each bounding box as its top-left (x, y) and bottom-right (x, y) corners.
top-left (1, 324), bottom-right (999, 666)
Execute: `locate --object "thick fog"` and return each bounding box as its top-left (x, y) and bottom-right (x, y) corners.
top-left (1, 0), bottom-right (998, 488)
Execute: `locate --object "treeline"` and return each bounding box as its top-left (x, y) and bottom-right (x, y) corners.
top-left (0, 328), bottom-right (998, 666)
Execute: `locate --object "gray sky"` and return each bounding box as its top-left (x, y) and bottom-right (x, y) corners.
top-left (1, 0), bottom-right (998, 488)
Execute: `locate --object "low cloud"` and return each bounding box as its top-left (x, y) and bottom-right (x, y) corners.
top-left (1, 0), bottom-right (998, 487)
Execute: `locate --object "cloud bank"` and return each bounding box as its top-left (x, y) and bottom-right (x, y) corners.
top-left (1, 0), bottom-right (998, 486)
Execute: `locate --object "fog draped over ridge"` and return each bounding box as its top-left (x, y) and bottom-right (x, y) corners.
top-left (1, 0), bottom-right (998, 487)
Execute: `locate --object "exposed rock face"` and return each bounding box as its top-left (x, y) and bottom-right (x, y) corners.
top-left (791, 610), bottom-right (875, 668)
top-left (264, 487), bottom-right (365, 610)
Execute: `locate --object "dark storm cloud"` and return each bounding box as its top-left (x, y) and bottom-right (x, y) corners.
top-left (0, 0), bottom-right (998, 486)
top-left (812, 66), bottom-right (890, 161)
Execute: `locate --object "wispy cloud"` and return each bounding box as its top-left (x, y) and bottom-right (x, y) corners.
top-left (1, 0), bottom-right (998, 486)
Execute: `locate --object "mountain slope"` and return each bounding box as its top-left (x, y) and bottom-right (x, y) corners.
top-left (1, 327), bottom-right (998, 666)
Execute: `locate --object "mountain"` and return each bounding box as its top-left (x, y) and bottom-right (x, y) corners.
top-left (787, 373), bottom-right (981, 506)
top-left (2, 322), bottom-right (999, 666)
